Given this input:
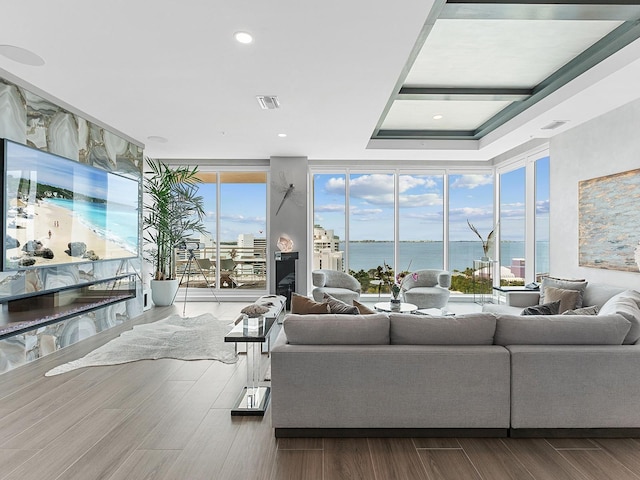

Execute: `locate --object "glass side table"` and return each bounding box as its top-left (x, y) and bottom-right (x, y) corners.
top-left (224, 315), bottom-right (276, 416)
top-left (472, 259), bottom-right (496, 305)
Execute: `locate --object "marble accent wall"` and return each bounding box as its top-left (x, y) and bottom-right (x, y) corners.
top-left (0, 76), bottom-right (144, 374)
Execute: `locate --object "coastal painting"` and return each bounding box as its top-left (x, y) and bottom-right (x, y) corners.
top-left (579, 168), bottom-right (640, 272)
top-left (3, 140), bottom-right (139, 270)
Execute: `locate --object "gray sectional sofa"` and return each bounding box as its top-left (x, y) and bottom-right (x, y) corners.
top-left (271, 286), bottom-right (640, 437)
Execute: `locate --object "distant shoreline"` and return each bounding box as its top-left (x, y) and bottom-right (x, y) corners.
top-left (5, 201), bottom-right (135, 269)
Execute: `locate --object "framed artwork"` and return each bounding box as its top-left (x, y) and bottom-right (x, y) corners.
top-left (579, 167), bottom-right (640, 272)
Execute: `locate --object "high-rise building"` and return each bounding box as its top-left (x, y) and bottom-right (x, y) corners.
top-left (313, 226), bottom-right (344, 271)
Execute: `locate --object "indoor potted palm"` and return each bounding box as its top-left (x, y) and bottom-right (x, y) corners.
top-left (143, 158), bottom-right (207, 306)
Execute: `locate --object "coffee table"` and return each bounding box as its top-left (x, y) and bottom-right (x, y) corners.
top-left (224, 315), bottom-right (276, 416)
top-left (374, 301), bottom-right (418, 313)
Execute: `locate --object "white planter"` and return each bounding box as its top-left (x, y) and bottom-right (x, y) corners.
top-left (150, 279), bottom-right (179, 306)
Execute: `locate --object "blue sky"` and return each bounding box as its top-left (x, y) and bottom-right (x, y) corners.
top-left (198, 182), bottom-right (266, 242)
top-left (313, 165), bottom-right (549, 242)
top-left (6, 140), bottom-right (137, 208)
top-left (193, 164), bottom-right (549, 245)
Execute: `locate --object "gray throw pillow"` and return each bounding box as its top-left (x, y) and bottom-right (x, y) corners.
top-left (539, 277), bottom-right (588, 308)
top-left (521, 301), bottom-right (561, 316)
top-left (323, 293), bottom-right (359, 314)
top-left (562, 305), bottom-right (599, 316)
top-left (543, 286), bottom-right (582, 313)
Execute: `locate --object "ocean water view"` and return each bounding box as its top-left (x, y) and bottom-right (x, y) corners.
top-left (340, 241), bottom-right (549, 274)
top-left (48, 198), bottom-right (139, 254)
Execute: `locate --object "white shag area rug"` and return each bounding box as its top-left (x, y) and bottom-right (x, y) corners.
top-left (45, 313), bottom-right (238, 376)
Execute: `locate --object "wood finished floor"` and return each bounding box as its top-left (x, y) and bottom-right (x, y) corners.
top-left (2, 302), bottom-right (640, 480)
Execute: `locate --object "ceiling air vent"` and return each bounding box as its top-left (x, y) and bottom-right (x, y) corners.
top-left (541, 120), bottom-right (568, 130)
top-left (256, 95), bottom-right (280, 110)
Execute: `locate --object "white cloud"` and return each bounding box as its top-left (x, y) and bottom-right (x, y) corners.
top-left (350, 207), bottom-right (383, 216)
top-left (399, 193), bottom-right (442, 208)
top-left (220, 214), bottom-right (265, 224)
top-left (451, 174), bottom-right (493, 189)
top-left (536, 199), bottom-right (550, 214)
top-left (398, 175), bottom-right (437, 192)
top-left (449, 207), bottom-right (493, 219)
top-left (315, 204), bottom-right (345, 213)
top-left (324, 176), bottom-right (346, 193)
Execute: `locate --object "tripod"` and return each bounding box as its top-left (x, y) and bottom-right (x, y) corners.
top-left (173, 248), bottom-right (220, 316)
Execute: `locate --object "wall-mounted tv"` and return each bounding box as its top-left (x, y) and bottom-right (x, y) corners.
top-left (2, 139), bottom-right (140, 271)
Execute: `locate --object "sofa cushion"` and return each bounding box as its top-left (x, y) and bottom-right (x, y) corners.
top-left (494, 314), bottom-right (631, 345)
top-left (539, 277), bottom-right (588, 308)
top-left (323, 293), bottom-right (359, 314)
top-left (599, 290), bottom-right (640, 344)
top-left (389, 313), bottom-right (496, 345)
top-left (353, 299), bottom-right (376, 315)
top-left (291, 292), bottom-right (330, 315)
top-left (543, 286), bottom-right (582, 313)
top-left (562, 305), bottom-right (599, 316)
top-left (521, 301), bottom-right (560, 316)
top-left (283, 313), bottom-right (390, 345)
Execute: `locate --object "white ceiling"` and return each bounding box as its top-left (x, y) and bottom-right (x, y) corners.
top-left (2, 0), bottom-right (640, 163)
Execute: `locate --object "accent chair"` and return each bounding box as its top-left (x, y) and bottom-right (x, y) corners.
top-left (312, 269), bottom-right (361, 305)
top-left (402, 269), bottom-right (451, 309)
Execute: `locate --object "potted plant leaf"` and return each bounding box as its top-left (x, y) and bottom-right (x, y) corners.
top-left (143, 158), bottom-right (207, 306)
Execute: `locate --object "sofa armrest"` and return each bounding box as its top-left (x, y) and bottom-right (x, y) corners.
top-left (506, 291), bottom-right (540, 308)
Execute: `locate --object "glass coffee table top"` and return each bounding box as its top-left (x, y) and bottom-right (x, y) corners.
top-left (374, 302), bottom-right (418, 313)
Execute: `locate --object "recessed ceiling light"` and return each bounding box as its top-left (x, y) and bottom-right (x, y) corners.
top-left (433, 114), bottom-right (443, 120)
top-left (278, 133), bottom-right (287, 138)
top-left (147, 135), bottom-right (168, 143)
top-left (234, 31), bottom-right (253, 44)
top-left (0, 45), bottom-right (45, 66)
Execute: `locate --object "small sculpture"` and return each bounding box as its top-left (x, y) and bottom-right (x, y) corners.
top-left (277, 234), bottom-right (294, 253)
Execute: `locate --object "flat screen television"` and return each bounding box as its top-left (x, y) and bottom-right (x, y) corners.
top-left (2, 139), bottom-right (140, 271)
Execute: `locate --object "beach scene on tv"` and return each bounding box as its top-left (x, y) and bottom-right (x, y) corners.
top-left (4, 142), bottom-right (139, 270)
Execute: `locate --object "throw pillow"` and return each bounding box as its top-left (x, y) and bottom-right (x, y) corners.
top-left (599, 290), bottom-right (640, 344)
top-left (240, 304), bottom-right (270, 318)
top-left (539, 276), bottom-right (588, 307)
top-left (323, 293), bottom-right (359, 314)
top-left (353, 299), bottom-right (376, 315)
top-left (290, 292), bottom-right (330, 315)
top-left (562, 305), bottom-right (600, 316)
top-left (543, 286), bottom-right (582, 313)
top-left (521, 301), bottom-right (561, 316)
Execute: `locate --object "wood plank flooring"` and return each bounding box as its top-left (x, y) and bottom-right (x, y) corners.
top-left (2, 302), bottom-right (640, 479)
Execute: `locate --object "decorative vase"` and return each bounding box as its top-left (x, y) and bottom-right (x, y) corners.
top-left (390, 298), bottom-right (401, 312)
top-left (150, 279), bottom-right (179, 306)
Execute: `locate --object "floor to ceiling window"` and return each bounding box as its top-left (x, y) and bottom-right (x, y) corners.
top-left (312, 170), bottom-right (493, 295)
top-left (494, 148), bottom-right (550, 285)
top-left (535, 155), bottom-right (550, 281)
top-left (313, 173), bottom-right (346, 272)
top-left (448, 173), bottom-right (495, 294)
top-left (499, 166), bottom-right (526, 285)
top-left (176, 170), bottom-right (267, 292)
top-left (398, 174), bottom-right (444, 272)
top-left (349, 173), bottom-right (395, 294)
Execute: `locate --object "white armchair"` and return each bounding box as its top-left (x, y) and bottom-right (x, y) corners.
top-left (402, 269), bottom-right (451, 309)
top-left (312, 269), bottom-right (361, 305)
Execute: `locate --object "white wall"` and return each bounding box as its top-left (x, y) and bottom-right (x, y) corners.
top-left (550, 97), bottom-right (640, 290)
